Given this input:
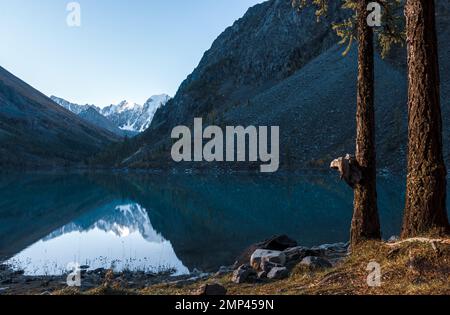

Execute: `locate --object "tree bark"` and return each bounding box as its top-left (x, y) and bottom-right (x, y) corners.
top-left (402, 0), bottom-right (449, 238)
top-left (351, 0), bottom-right (381, 247)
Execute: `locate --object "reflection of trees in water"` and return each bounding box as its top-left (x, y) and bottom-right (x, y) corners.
top-left (0, 172), bottom-right (409, 272)
top-left (0, 173), bottom-right (114, 261)
top-left (89, 172), bottom-right (407, 271)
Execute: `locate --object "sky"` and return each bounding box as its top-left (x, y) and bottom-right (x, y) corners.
top-left (0, 0), bottom-right (265, 107)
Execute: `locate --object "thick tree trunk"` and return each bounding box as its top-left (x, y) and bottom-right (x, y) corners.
top-left (350, 0), bottom-right (381, 247)
top-left (402, 0), bottom-right (449, 238)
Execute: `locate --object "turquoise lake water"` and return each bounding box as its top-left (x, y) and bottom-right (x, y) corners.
top-left (0, 172), bottom-right (448, 275)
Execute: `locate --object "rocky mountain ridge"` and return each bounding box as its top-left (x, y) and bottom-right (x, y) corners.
top-left (0, 66), bottom-right (120, 168)
top-left (106, 0), bottom-right (449, 174)
top-left (51, 94), bottom-right (171, 136)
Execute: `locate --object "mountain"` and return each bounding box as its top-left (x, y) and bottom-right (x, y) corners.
top-left (51, 94), bottom-right (171, 135)
top-left (0, 66), bottom-right (120, 168)
top-left (100, 95), bottom-right (171, 133)
top-left (50, 96), bottom-right (101, 114)
top-left (78, 107), bottom-right (127, 137)
top-left (51, 96), bottom-right (131, 137)
top-left (104, 0), bottom-right (449, 173)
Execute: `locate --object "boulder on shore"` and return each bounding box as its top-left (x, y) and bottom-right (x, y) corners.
top-left (284, 246), bottom-right (322, 263)
top-left (300, 256), bottom-right (332, 270)
top-left (267, 267), bottom-right (289, 280)
top-left (250, 249), bottom-right (286, 271)
top-left (195, 283), bottom-right (227, 296)
top-left (232, 264), bottom-right (257, 284)
top-left (234, 235), bottom-right (297, 268)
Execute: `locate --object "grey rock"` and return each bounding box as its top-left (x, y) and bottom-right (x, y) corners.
top-left (234, 235), bottom-right (297, 268)
top-left (195, 283), bottom-right (227, 296)
top-left (283, 246), bottom-right (311, 262)
top-left (232, 264), bottom-right (257, 284)
top-left (261, 260), bottom-right (282, 273)
top-left (257, 271), bottom-right (268, 279)
top-left (267, 267), bottom-right (289, 280)
top-left (215, 266), bottom-right (233, 277)
top-left (312, 242), bottom-right (349, 253)
top-left (300, 256), bottom-right (332, 270)
top-left (250, 249), bottom-right (286, 271)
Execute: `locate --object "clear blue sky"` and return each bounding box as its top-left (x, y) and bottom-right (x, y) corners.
top-left (0, 0), bottom-right (265, 107)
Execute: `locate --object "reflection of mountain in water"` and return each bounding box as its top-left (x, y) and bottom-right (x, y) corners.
top-left (2, 172), bottom-right (441, 273)
top-left (4, 192), bottom-right (189, 275)
top-left (89, 172), bottom-right (410, 271)
top-left (0, 173), bottom-right (115, 261)
top-left (44, 203), bottom-right (164, 244)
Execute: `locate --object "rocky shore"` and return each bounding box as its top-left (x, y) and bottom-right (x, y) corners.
top-left (229, 235), bottom-right (348, 285)
top-left (2, 235), bottom-right (449, 295)
top-left (0, 235), bottom-right (349, 295)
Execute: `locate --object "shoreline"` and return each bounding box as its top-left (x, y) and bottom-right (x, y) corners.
top-left (0, 237), bottom-right (349, 295)
top-left (2, 237), bottom-right (450, 295)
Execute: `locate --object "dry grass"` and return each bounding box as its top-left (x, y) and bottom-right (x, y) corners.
top-left (140, 239), bottom-right (450, 296)
top-left (49, 239), bottom-right (450, 295)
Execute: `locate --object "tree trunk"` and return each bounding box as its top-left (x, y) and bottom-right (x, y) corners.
top-left (402, 0), bottom-right (449, 238)
top-left (351, 0), bottom-right (381, 247)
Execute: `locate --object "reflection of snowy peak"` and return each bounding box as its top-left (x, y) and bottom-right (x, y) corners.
top-left (99, 204), bottom-right (164, 242)
top-left (44, 203), bottom-right (164, 243)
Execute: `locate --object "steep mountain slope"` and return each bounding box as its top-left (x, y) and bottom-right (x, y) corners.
top-left (78, 107), bottom-right (126, 137)
top-left (134, 95), bottom-right (172, 132)
top-left (51, 96), bottom-right (135, 137)
top-left (50, 96), bottom-right (100, 114)
top-left (105, 0), bottom-right (346, 167)
top-left (0, 66), bottom-right (120, 168)
top-left (110, 0), bottom-right (449, 173)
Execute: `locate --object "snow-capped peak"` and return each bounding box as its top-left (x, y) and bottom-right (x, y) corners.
top-left (52, 94), bottom-right (171, 134)
top-left (116, 100), bottom-right (141, 113)
top-left (139, 94), bottom-right (171, 131)
top-left (145, 94), bottom-right (171, 106)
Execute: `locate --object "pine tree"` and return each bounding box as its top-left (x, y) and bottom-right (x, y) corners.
top-left (402, 0), bottom-right (450, 237)
top-left (351, 0), bottom-right (380, 246)
top-left (292, 0), bottom-right (404, 246)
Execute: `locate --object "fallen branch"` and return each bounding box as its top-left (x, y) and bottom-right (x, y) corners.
top-left (386, 237), bottom-right (450, 247)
